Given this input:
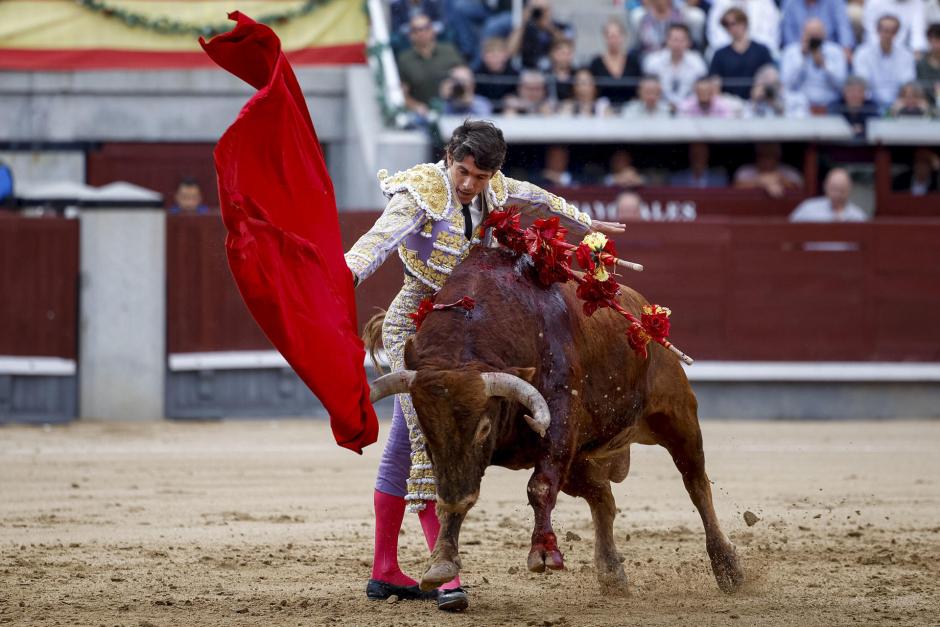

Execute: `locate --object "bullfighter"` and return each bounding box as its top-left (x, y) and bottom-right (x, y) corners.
top-left (344, 119), bottom-right (625, 611)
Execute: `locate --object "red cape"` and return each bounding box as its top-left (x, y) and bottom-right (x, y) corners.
top-left (201, 12), bottom-right (377, 453)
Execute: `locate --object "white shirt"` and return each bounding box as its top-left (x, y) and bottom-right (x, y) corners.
top-left (642, 49), bottom-right (708, 107)
top-left (864, 0), bottom-right (928, 54)
top-left (780, 40), bottom-right (848, 106)
top-left (707, 0), bottom-right (781, 54)
top-left (852, 41), bottom-right (917, 109)
top-left (789, 197), bottom-right (870, 222)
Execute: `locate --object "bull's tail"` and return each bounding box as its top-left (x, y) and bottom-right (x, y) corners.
top-left (362, 309), bottom-right (387, 374)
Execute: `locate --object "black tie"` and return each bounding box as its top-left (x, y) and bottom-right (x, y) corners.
top-left (461, 202), bottom-right (473, 240)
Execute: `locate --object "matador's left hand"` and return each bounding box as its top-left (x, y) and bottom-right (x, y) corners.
top-left (590, 220), bottom-right (626, 234)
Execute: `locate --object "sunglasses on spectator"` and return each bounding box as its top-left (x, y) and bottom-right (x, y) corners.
top-left (411, 23), bottom-right (432, 32)
top-left (722, 19), bottom-right (741, 28)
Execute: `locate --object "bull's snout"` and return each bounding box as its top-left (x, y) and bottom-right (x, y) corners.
top-left (437, 491), bottom-right (479, 515)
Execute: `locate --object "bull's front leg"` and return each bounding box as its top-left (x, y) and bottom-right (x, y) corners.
top-left (526, 460), bottom-right (565, 572)
top-left (420, 509), bottom-right (465, 591)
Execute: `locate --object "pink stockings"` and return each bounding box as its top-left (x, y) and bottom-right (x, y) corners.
top-left (417, 499), bottom-right (461, 591)
top-left (371, 490), bottom-right (460, 590)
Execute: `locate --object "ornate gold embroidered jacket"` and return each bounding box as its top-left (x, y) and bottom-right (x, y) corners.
top-left (345, 161), bottom-right (593, 291)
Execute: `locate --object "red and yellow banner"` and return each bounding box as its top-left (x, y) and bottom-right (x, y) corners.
top-left (0, 0), bottom-right (367, 70)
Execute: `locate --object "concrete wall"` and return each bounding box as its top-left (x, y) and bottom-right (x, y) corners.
top-left (693, 381), bottom-right (940, 420)
top-left (0, 150), bottom-right (85, 186)
top-left (0, 67), bottom-right (429, 208)
top-left (79, 208), bottom-right (165, 421)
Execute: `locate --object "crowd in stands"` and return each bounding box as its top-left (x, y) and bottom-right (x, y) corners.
top-left (390, 0), bottom-right (940, 135)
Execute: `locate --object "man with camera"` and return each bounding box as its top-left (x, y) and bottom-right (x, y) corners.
top-left (439, 65), bottom-right (493, 116)
top-left (781, 17), bottom-right (848, 110)
top-left (507, 0), bottom-right (573, 70)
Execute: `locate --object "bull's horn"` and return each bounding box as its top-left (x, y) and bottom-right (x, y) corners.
top-left (370, 370), bottom-right (416, 403)
top-left (481, 373), bottom-right (551, 437)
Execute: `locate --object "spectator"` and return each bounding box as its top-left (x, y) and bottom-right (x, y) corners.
top-left (546, 38), bottom-right (576, 101)
top-left (604, 149), bottom-right (647, 187)
top-left (502, 69), bottom-right (556, 115)
top-left (864, 0), bottom-right (928, 55)
top-left (828, 75), bottom-right (881, 138)
top-left (616, 191), bottom-right (647, 221)
top-left (846, 0), bottom-right (866, 45)
top-left (677, 75), bottom-right (739, 116)
top-left (892, 147), bottom-right (940, 194)
top-left (558, 69), bottom-right (613, 116)
top-left (622, 75), bottom-right (672, 117)
top-left (669, 142), bottom-right (729, 187)
top-left (789, 168), bottom-right (868, 221)
top-left (588, 18), bottom-right (643, 104)
top-left (707, 0), bottom-right (781, 54)
top-left (916, 24), bottom-right (940, 103)
top-left (473, 37), bottom-right (520, 106)
top-left (853, 14), bottom-right (917, 111)
top-left (642, 23), bottom-right (707, 108)
top-left (169, 178), bottom-right (209, 215)
top-left (780, 0), bottom-right (855, 51)
top-left (397, 14), bottom-right (464, 117)
top-left (781, 17), bottom-right (848, 109)
top-left (390, 0), bottom-right (444, 53)
top-left (0, 159), bottom-right (14, 208)
top-left (888, 80), bottom-right (935, 115)
top-left (538, 145), bottom-right (574, 187)
top-left (734, 142), bottom-right (804, 198)
top-left (631, 0), bottom-right (693, 54)
top-left (709, 7), bottom-right (776, 99)
top-left (747, 65), bottom-right (810, 117)
top-left (446, 0), bottom-right (512, 64)
top-left (507, 0), bottom-right (574, 70)
top-left (439, 65), bottom-right (493, 115)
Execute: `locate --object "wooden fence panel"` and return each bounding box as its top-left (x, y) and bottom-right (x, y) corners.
top-left (165, 214), bottom-right (940, 362)
top-left (166, 215), bottom-right (269, 354)
top-left (0, 216), bottom-right (79, 358)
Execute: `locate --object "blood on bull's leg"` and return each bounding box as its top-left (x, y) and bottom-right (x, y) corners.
top-left (648, 410), bottom-right (745, 593)
top-left (526, 464), bottom-right (565, 572)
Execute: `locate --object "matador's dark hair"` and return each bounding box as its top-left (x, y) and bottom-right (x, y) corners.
top-left (445, 119), bottom-right (507, 172)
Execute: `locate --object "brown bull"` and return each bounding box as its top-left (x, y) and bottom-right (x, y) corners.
top-left (370, 246), bottom-right (744, 594)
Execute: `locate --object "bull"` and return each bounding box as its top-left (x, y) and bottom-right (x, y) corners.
top-left (369, 246), bottom-right (744, 594)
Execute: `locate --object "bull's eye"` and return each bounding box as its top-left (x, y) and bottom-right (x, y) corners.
top-left (474, 416), bottom-right (491, 445)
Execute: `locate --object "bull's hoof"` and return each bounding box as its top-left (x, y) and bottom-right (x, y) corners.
top-left (420, 561), bottom-right (459, 591)
top-left (527, 546), bottom-right (565, 573)
top-left (709, 543), bottom-right (745, 593)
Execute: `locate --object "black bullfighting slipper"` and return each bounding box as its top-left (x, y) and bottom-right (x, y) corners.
top-left (366, 579), bottom-right (438, 601)
top-left (436, 587), bottom-right (469, 612)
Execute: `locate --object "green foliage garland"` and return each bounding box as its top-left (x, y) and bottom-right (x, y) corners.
top-left (74, 0), bottom-right (332, 38)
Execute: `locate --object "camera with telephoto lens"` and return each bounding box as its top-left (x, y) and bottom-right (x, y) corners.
top-left (764, 85), bottom-right (776, 100)
top-left (530, 7), bottom-right (544, 22)
top-left (808, 36), bottom-right (823, 51)
top-left (451, 81), bottom-right (466, 99)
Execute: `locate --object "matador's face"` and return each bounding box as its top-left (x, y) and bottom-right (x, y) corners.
top-left (446, 154), bottom-right (496, 207)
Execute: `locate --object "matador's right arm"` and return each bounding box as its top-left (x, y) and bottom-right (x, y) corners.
top-left (344, 193), bottom-right (426, 286)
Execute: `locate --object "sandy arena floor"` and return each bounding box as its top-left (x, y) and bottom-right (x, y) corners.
top-left (0, 419), bottom-right (938, 626)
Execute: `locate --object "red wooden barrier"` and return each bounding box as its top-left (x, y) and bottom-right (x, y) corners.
top-left (87, 142), bottom-right (218, 208)
top-left (0, 216), bottom-right (79, 358)
top-left (165, 215), bottom-right (940, 362)
top-left (555, 186), bottom-right (808, 219)
top-left (165, 213), bottom-right (404, 354)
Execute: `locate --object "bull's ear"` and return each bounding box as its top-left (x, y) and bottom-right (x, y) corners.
top-left (504, 366), bottom-right (536, 384)
top-left (404, 338), bottom-right (419, 369)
